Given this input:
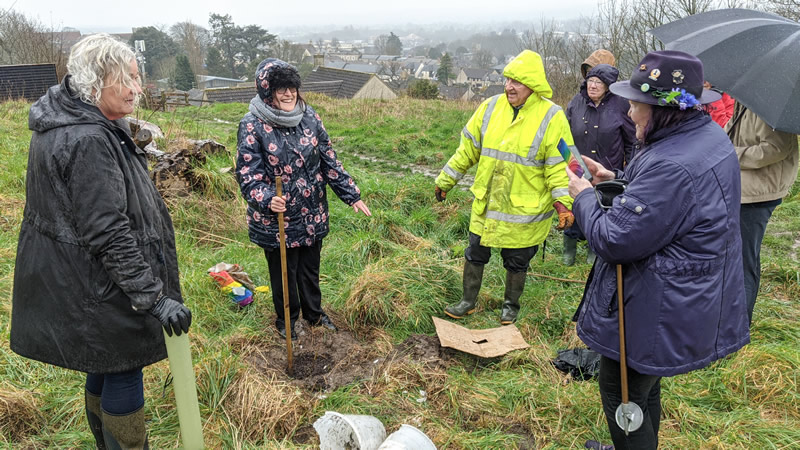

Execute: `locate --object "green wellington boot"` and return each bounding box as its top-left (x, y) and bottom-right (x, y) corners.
top-left (587, 247), bottom-right (597, 265)
top-left (444, 261), bottom-right (484, 319)
top-left (563, 235), bottom-right (577, 266)
top-left (102, 406), bottom-right (149, 450)
top-left (500, 271), bottom-right (527, 325)
top-left (85, 390), bottom-right (107, 450)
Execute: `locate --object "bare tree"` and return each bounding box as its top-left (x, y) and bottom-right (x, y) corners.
top-left (0, 10), bottom-right (68, 79)
top-left (170, 21), bottom-right (210, 76)
top-left (595, 0), bottom-right (752, 77)
top-left (516, 17), bottom-right (598, 105)
top-left (472, 49), bottom-right (494, 68)
top-left (378, 61), bottom-right (409, 90)
top-left (272, 39), bottom-right (305, 65)
top-left (764, 0), bottom-right (800, 21)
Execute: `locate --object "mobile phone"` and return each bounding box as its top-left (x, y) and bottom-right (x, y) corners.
top-left (569, 144), bottom-right (593, 182)
top-left (558, 139), bottom-right (593, 182)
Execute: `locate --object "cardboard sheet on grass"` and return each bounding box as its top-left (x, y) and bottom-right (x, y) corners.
top-left (433, 317), bottom-right (529, 358)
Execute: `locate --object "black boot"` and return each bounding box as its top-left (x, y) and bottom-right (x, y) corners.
top-left (102, 406), bottom-right (149, 450)
top-left (563, 235), bottom-right (577, 266)
top-left (500, 271), bottom-right (527, 325)
top-left (444, 261), bottom-right (484, 319)
top-left (85, 390), bottom-right (107, 450)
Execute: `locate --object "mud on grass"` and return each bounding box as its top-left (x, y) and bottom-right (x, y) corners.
top-left (226, 316), bottom-right (463, 445)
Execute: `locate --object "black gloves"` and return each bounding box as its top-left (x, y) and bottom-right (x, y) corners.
top-left (149, 295), bottom-right (192, 336)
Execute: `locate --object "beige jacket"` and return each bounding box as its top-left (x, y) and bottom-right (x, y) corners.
top-left (726, 102), bottom-right (799, 204)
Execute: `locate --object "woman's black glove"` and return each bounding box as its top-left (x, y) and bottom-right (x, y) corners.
top-left (149, 295), bottom-right (192, 336)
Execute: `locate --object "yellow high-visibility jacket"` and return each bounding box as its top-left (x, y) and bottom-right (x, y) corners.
top-left (436, 52), bottom-right (574, 248)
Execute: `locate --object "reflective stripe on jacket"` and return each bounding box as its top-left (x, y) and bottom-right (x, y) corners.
top-left (436, 93), bottom-right (574, 248)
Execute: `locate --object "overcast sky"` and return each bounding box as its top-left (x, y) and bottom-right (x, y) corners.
top-left (2, 0), bottom-right (599, 34)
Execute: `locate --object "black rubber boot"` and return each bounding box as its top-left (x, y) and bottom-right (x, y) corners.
top-left (500, 271), bottom-right (527, 325)
top-left (85, 390), bottom-right (107, 450)
top-left (444, 261), bottom-right (484, 319)
top-left (102, 406), bottom-right (149, 450)
top-left (563, 235), bottom-right (577, 266)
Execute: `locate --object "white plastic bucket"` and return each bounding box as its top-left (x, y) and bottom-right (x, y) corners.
top-left (313, 411), bottom-right (387, 450)
top-left (377, 424), bottom-right (437, 450)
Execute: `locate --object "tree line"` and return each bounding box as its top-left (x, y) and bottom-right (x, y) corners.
top-left (1, 0), bottom-right (795, 97)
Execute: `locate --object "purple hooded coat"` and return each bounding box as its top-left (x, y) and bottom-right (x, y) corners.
top-left (572, 112), bottom-right (749, 377)
top-left (566, 64), bottom-right (636, 171)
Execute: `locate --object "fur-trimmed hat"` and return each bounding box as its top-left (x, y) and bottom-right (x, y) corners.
top-left (254, 58), bottom-right (301, 104)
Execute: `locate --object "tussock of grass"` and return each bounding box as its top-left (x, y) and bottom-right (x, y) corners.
top-left (0, 384), bottom-right (42, 442)
top-left (223, 367), bottom-right (312, 442)
top-left (342, 251), bottom-right (459, 334)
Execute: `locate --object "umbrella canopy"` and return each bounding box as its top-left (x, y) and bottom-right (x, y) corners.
top-left (650, 9), bottom-right (800, 134)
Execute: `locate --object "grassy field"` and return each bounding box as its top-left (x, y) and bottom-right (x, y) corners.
top-left (1, 95), bottom-right (799, 449)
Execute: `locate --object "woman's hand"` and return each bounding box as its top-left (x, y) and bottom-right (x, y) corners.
top-left (582, 156), bottom-right (616, 186)
top-left (352, 200), bottom-right (371, 216)
top-left (567, 165), bottom-right (593, 198)
top-left (270, 195), bottom-right (287, 213)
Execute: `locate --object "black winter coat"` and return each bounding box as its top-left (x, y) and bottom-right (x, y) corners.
top-left (235, 105), bottom-right (361, 249)
top-left (10, 78), bottom-right (182, 373)
top-left (565, 64), bottom-right (636, 171)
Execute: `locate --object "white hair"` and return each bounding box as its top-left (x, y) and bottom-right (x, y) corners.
top-left (67, 33), bottom-right (138, 105)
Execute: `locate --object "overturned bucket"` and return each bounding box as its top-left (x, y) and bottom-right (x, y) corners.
top-left (377, 424), bottom-right (437, 450)
top-left (314, 411), bottom-right (387, 450)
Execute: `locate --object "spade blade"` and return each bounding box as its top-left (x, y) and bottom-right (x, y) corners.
top-left (615, 402), bottom-right (644, 435)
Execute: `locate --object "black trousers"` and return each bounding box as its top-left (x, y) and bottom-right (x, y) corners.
top-left (740, 199), bottom-right (781, 323)
top-left (598, 356), bottom-right (662, 450)
top-left (464, 232), bottom-right (538, 273)
top-left (264, 240), bottom-right (325, 329)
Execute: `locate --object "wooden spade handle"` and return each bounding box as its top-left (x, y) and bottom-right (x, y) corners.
top-left (617, 264), bottom-right (628, 404)
top-left (276, 177), bottom-right (293, 374)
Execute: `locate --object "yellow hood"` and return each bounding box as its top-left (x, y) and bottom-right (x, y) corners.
top-left (503, 50), bottom-right (553, 99)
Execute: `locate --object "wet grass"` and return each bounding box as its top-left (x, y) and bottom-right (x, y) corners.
top-left (1, 98), bottom-right (799, 448)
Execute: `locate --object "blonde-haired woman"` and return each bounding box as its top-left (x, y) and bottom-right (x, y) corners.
top-left (11, 33), bottom-right (190, 448)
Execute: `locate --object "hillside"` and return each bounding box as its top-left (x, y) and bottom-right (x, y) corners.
top-left (1, 96), bottom-right (799, 448)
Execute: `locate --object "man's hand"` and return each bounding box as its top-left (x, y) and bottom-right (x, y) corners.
top-left (435, 186), bottom-right (447, 202)
top-left (149, 295), bottom-right (192, 337)
top-left (553, 201), bottom-right (574, 230)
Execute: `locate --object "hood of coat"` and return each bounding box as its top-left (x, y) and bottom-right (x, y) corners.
top-left (29, 76), bottom-right (123, 134)
top-left (503, 50), bottom-right (553, 99)
top-left (580, 64), bottom-right (620, 101)
top-left (254, 58), bottom-right (301, 106)
top-left (581, 49), bottom-right (616, 78)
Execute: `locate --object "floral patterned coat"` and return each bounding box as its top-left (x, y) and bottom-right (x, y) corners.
top-left (235, 106), bottom-right (361, 249)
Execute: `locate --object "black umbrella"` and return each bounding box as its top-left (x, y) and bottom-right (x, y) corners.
top-left (650, 9), bottom-right (800, 134)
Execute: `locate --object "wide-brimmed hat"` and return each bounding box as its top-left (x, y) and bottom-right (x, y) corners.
top-left (609, 50), bottom-right (720, 108)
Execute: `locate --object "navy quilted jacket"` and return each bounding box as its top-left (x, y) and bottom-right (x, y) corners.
top-left (573, 112), bottom-right (749, 377)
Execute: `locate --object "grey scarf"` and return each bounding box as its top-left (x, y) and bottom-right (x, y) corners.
top-left (249, 96), bottom-right (304, 128)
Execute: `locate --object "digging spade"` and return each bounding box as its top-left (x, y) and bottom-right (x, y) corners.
top-left (276, 177), bottom-right (294, 375)
top-left (614, 264), bottom-right (643, 435)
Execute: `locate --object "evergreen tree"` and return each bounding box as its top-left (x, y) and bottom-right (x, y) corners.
top-left (437, 53), bottom-right (455, 85)
top-left (407, 79), bottom-right (439, 99)
top-left (205, 47), bottom-right (229, 77)
top-left (174, 54), bottom-right (195, 91)
top-left (386, 32), bottom-right (403, 55)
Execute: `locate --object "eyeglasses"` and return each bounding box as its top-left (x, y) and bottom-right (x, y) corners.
top-left (586, 79), bottom-right (605, 87)
top-left (276, 87), bottom-right (297, 95)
